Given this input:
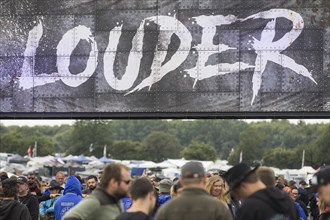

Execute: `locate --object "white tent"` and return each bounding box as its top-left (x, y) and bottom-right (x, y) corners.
top-left (87, 160), bottom-right (105, 169)
top-left (156, 160), bottom-right (178, 168)
top-left (0, 166), bottom-right (15, 173)
top-left (198, 161), bottom-right (215, 170)
top-left (299, 166), bottom-right (316, 174)
top-left (62, 155), bottom-right (77, 161)
top-left (277, 169), bottom-right (307, 181)
top-left (128, 161), bottom-right (158, 169)
top-left (166, 159), bottom-right (189, 168)
top-left (26, 155), bottom-right (56, 168)
top-left (86, 156), bottom-right (99, 161)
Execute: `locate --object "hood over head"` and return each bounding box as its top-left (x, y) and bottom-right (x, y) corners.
top-left (63, 175), bottom-right (82, 196)
top-left (251, 187), bottom-right (294, 214)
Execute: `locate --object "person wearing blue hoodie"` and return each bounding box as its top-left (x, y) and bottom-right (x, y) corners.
top-left (54, 175), bottom-right (82, 220)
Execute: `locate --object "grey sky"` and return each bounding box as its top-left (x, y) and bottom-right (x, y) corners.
top-left (0, 119), bottom-right (329, 127)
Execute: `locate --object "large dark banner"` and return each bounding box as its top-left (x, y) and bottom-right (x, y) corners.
top-left (0, 0), bottom-right (329, 118)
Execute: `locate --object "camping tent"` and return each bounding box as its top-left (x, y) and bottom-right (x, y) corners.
top-left (9, 154), bottom-right (30, 164)
top-left (99, 156), bottom-right (111, 163)
top-left (156, 160), bottom-right (177, 168)
top-left (299, 166), bottom-right (316, 174)
top-left (74, 155), bottom-right (92, 163)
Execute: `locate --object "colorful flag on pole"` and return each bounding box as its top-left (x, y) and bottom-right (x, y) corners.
top-left (27, 146), bottom-right (32, 157)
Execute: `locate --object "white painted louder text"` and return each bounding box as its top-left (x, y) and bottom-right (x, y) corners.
top-left (19, 9), bottom-right (317, 105)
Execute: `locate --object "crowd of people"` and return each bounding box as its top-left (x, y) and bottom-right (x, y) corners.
top-left (0, 162), bottom-right (329, 220)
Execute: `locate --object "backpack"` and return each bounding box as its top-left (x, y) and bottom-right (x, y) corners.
top-left (294, 202), bottom-right (307, 220)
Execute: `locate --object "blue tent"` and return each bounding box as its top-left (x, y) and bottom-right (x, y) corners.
top-left (74, 155), bottom-right (92, 163)
top-left (99, 156), bottom-right (111, 163)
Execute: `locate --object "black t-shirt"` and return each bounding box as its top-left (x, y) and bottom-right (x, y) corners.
top-left (19, 192), bottom-right (39, 220)
top-left (115, 211), bottom-right (151, 220)
top-left (236, 187), bottom-right (297, 220)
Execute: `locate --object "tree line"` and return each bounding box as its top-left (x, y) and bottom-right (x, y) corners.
top-left (0, 119), bottom-right (329, 169)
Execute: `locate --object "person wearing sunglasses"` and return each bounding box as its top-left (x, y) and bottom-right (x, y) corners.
top-left (27, 173), bottom-right (42, 197)
top-left (63, 163), bottom-right (131, 220)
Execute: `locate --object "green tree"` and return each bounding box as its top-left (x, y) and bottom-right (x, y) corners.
top-left (181, 141), bottom-right (217, 161)
top-left (311, 125), bottom-right (330, 166)
top-left (53, 125), bottom-right (73, 153)
top-left (67, 120), bottom-right (112, 157)
top-left (0, 131), bottom-right (57, 156)
top-left (263, 147), bottom-right (296, 169)
top-left (109, 140), bottom-right (142, 160)
top-left (0, 132), bottom-right (26, 154)
top-left (228, 126), bottom-right (265, 166)
top-left (25, 136), bottom-right (58, 156)
top-left (139, 131), bottom-right (182, 162)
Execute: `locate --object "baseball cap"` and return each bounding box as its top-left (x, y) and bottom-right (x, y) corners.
top-left (311, 166), bottom-right (330, 186)
top-left (158, 179), bottom-right (173, 193)
top-left (181, 161), bottom-right (205, 179)
top-left (299, 180), bottom-right (307, 185)
top-left (17, 176), bottom-right (28, 184)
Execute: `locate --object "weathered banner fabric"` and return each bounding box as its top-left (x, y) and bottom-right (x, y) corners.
top-left (0, 0), bottom-right (329, 117)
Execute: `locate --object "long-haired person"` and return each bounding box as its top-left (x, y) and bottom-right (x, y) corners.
top-left (205, 175), bottom-right (238, 217)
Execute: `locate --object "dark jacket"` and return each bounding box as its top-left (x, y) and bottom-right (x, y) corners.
top-left (37, 193), bottom-right (51, 203)
top-left (317, 207), bottom-right (330, 220)
top-left (236, 187), bottom-right (297, 220)
top-left (155, 187), bottom-right (233, 220)
top-left (54, 175), bottom-right (82, 220)
top-left (310, 193), bottom-right (320, 219)
top-left (19, 192), bottom-right (39, 220)
top-left (29, 184), bottom-right (42, 197)
top-left (0, 199), bottom-right (32, 220)
top-left (298, 187), bottom-right (309, 206)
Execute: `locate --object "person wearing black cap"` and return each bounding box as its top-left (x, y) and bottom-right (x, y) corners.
top-left (155, 161), bottom-right (233, 220)
top-left (311, 166), bottom-right (330, 220)
top-left (17, 176), bottom-right (39, 220)
top-left (0, 178), bottom-right (32, 220)
top-left (223, 163), bottom-right (296, 220)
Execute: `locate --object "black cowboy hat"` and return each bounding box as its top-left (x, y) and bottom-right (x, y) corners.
top-left (49, 180), bottom-right (64, 190)
top-left (223, 163), bottom-right (260, 191)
